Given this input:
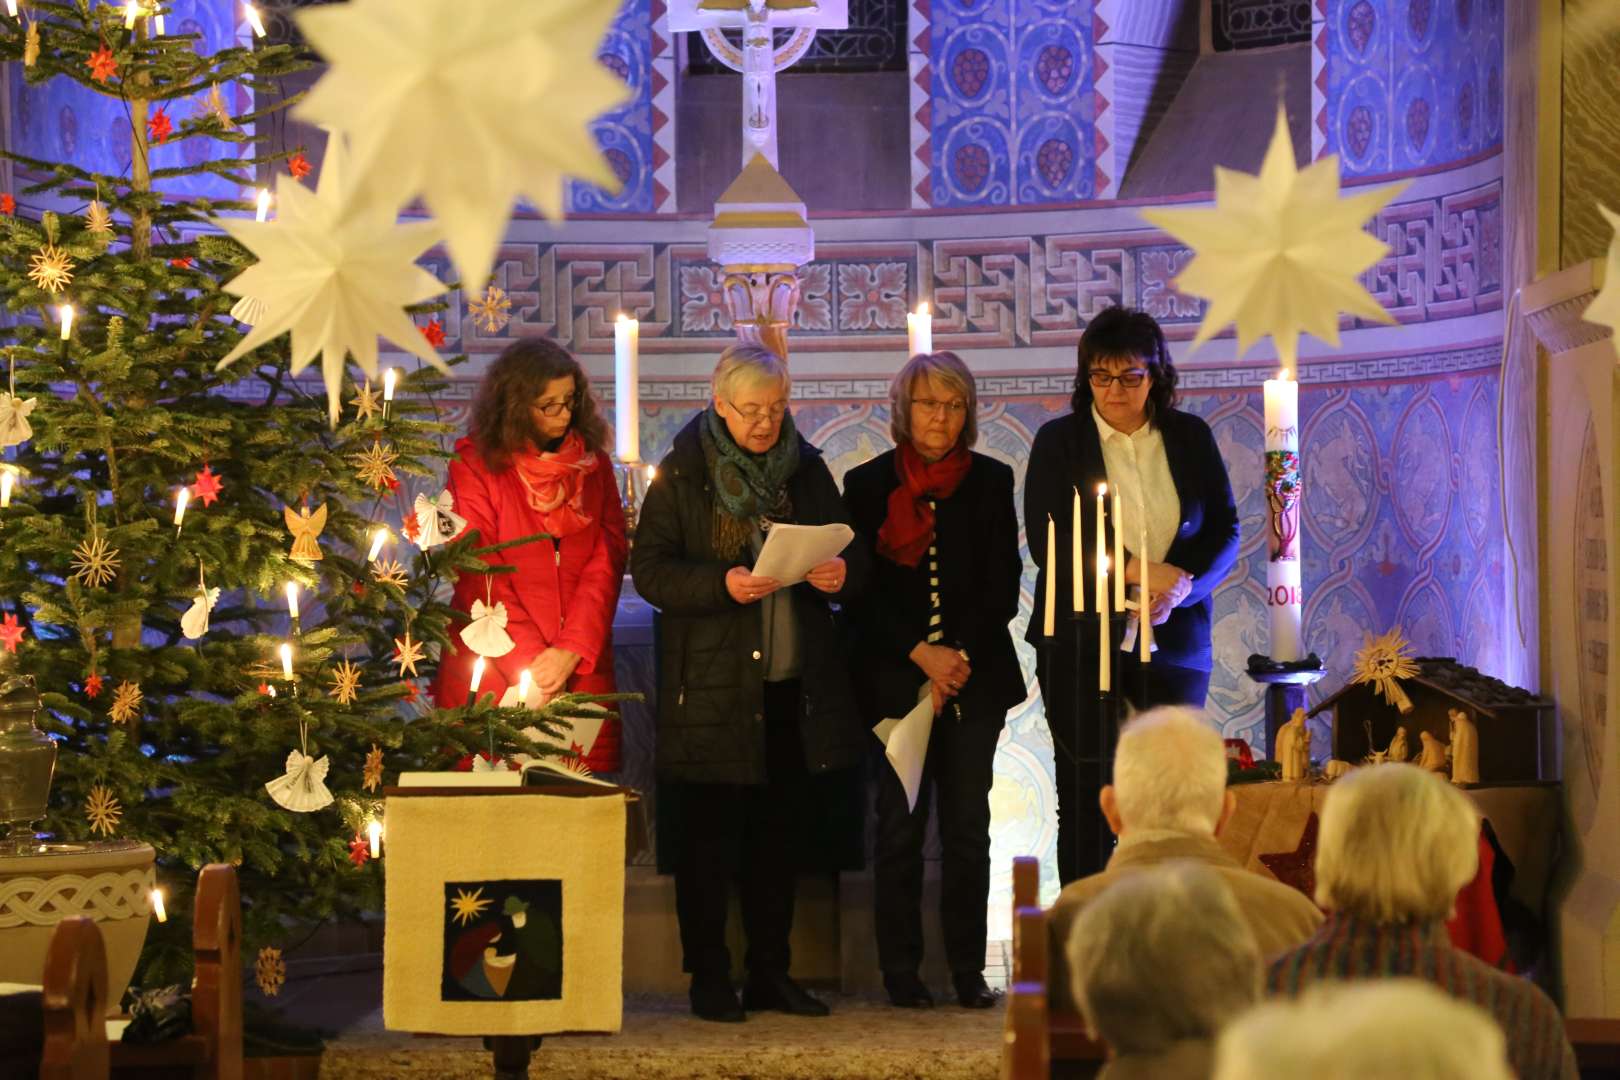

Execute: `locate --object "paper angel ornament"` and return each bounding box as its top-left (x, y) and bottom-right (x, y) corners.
top-left (414, 489), bottom-right (467, 549)
top-left (264, 749), bottom-right (334, 812)
top-left (229, 294), bottom-right (266, 326)
top-left (1140, 107), bottom-right (1408, 372)
top-left (284, 502), bottom-right (328, 561)
top-left (1585, 204), bottom-right (1620, 359)
top-left (0, 391), bottom-right (36, 448)
top-left (460, 599), bottom-right (515, 658)
top-left (181, 568), bottom-right (220, 640)
top-left (471, 754), bottom-right (511, 773)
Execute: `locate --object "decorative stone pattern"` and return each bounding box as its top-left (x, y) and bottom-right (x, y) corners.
top-left (1319, 0), bottom-right (1503, 177)
top-left (1573, 420), bottom-right (1609, 833)
top-left (0, 868), bottom-right (157, 927)
top-left (567, 0), bottom-right (667, 214)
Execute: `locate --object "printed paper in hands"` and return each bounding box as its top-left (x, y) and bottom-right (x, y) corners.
top-left (1139, 107), bottom-right (1407, 372)
top-left (1584, 204), bottom-right (1620, 359)
top-left (873, 684), bottom-right (935, 813)
top-left (752, 523), bottom-right (855, 586)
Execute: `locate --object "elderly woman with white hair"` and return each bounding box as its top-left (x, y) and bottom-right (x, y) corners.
top-left (1066, 861), bottom-right (1264, 1079)
top-left (1269, 764), bottom-right (1575, 1080)
top-left (1215, 979), bottom-right (1514, 1080)
top-left (631, 344), bottom-right (869, 1023)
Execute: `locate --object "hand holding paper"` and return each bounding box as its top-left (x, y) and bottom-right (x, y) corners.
top-left (751, 523), bottom-right (855, 586)
top-left (873, 684), bottom-right (936, 813)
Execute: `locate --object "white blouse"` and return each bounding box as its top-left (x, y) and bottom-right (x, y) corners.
top-left (1092, 404), bottom-right (1181, 563)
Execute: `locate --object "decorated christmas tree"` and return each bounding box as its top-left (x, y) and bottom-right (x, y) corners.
top-left (0, 1), bottom-right (600, 984)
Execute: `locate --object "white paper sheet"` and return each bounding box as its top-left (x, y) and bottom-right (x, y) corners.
top-left (751, 523), bottom-right (855, 585)
top-left (873, 683), bottom-right (935, 813)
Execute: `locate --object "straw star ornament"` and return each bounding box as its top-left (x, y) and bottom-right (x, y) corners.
top-left (1584, 204), bottom-right (1620, 360)
top-left (293, 0), bottom-right (627, 290)
top-left (330, 659), bottom-right (363, 705)
top-left (1352, 628), bottom-right (1420, 715)
top-left (71, 534), bottom-right (121, 587)
top-left (27, 244), bottom-right (74, 294)
top-left (86, 786), bottom-right (122, 836)
top-left (1140, 108), bottom-right (1407, 371)
top-left (393, 631), bottom-right (425, 678)
top-left (109, 681), bottom-right (143, 724)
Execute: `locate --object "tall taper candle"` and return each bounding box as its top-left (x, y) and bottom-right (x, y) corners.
top-left (906, 302), bottom-right (933, 357)
top-left (1263, 369), bottom-right (1303, 661)
top-left (1072, 489), bottom-right (1084, 613)
top-left (1112, 491), bottom-right (1125, 611)
top-left (614, 314), bottom-right (640, 462)
top-left (1140, 515), bottom-right (1152, 662)
top-left (1098, 557), bottom-right (1111, 693)
top-left (1043, 514), bottom-right (1056, 637)
top-left (1095, 485), bottom-right (1108, 614)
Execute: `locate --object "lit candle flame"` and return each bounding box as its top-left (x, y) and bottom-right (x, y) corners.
top-left (517, 668), bottom-right (532, 707)
top-left (173, 486), bottom-right (189, 528)
top-left (58, 304), bottom-right (74, 340)
top-left (918, 301), bottom-right (929, 316)
top-left (367, 818), bottom-right (382, 858)
top-left (0, 469), bottom-right (14, 509)
top-left (254, 187), bottom-right (271, 222)
top-left (150, 888), bottom-right (167, 923)
top-left (1097, 482), bottom-right (1107, 497)
top-left (4, 1), bottom-right (17, 19)
top-left (124, 2), bottom-right (139, 29)
top-left (279, 642), bottom-right (293, 680)
top-left (368, 527), bottom-right (388, 562)
top-left (470, 655), bottom-right (486, 695)
top-left (382, 368), bottom-right (397, 402)
top-left (646, 464), bottom-right (657, 481)
top-left (243, 1), bottom-right (266, 37)
top-left (285, 581), bottom-right (299, 621)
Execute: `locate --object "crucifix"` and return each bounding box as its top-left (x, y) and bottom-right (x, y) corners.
top-left (670, 0), bottom-right (849, 170)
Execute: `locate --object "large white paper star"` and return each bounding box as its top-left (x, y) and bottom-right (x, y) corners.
top-left (214, 138), bottom-right (449, 424)
top-left (1583, 204), bottom-right (1620, 359)
top-left (1140, 108), bottom-right (1408, 371)
top-left (293, 0), bottom-right (627, 291)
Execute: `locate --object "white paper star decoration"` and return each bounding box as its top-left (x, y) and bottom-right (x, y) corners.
top-left (293, 0), bottom-right (628, 290)
top-left (1583, 204), bottom-right (1620, 359)
top-left (1139, 108), bottom-right (1408, 371)
top-left (214, 137), bottom-right (449, 424)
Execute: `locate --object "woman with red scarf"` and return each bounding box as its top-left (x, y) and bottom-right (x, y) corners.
top-left (842, 351), bottom-right (1027, 1010)
top-left (432, 339), bottom-right (628, 773)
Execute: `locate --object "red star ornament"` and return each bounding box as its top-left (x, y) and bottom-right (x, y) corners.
top-left (401, 512), bottom-right (420, 544)
top-left (170, 257), bottom-right (193, 269)
top-left (0, 613), bottom-right (25, 653)
top-left (288, 153), bottom-right (313, 180)
top-left (1258, 811), bottom-right (1321, 900)
top-left (84, 673), bottom-right (104, 699)
top-left (147, 107), bottom-right (172, 144)
top-left (347, 831), bottom-right (370, 867)
top-left (87, 46), bottom-right (118, 84)
top-left (420, 318), bottom-right (446, 348)
top-left (401, 681), bottom-right (420, 704)
top-left (0, 194), bottom-right (14, 215)
top-left (191, 464), bottom-right (224, 507)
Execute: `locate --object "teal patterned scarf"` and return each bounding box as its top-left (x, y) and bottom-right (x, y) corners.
top-left (700, 405), bottom-right (800, 560)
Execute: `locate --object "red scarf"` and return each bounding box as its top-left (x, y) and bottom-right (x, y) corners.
top-left (876, 442), bottom-right (971, 568)
top-left (511, 430), bottom-right (598, 538)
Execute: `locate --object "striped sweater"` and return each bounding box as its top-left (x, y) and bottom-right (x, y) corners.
top-left (1267, 913), bottom-right (1576, 1080)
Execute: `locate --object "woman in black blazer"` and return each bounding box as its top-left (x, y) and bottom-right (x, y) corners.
top-left (1025, 306), bottom-right (1240, 884)
top-left (844, 351), bottom-right (1027, 1010)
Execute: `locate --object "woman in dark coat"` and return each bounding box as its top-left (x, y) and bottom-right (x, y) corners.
top-left (1025, 306), bottom-right (1240, 885)
top-left (844, 351), bottom-right (1026, 1010)
top-left (630, 343), bottom-right (869, 1023)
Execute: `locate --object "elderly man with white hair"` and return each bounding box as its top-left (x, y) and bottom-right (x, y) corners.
top-left (1268, 763), bottom-right (1575, 1080)
top-left (1066, 861), bottom-right (1264, 1079)
top-left (1216, 979), bottom-right (1514, 1080)
top-left (1047, 706), bottom-right (1321, 1015)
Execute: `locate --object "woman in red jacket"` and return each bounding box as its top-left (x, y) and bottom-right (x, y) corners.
top-left (432, 339), bottom-right (629, 773)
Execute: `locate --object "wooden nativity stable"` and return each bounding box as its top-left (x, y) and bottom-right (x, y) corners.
top-left (1310, 658), bottom-right (1558, 785)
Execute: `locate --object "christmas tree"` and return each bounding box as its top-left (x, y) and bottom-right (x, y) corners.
top-left (0, 1), bottom-right (600, 984)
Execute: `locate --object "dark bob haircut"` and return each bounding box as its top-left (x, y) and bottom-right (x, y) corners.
top-left (470, 338), bottom-right (608, 469)
top-left (1070, 306), bottom-right (1180, 424)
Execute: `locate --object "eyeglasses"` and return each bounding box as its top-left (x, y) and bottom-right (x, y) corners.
top-left (1088, 369), bottom-right (1149, 389)
top-left (912, 398), bottom-right (969, 417)
top-left (531, 397), bottom-right (577, 418)
top-left (726, 399), bottom-right (788, 425)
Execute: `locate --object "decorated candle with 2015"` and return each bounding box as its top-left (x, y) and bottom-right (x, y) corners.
top-left (1263, 370), bottom-right (1303, 661)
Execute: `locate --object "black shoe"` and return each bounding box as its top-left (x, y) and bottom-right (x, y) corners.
top-left (883, 972), bottom-right (935, 1009)
top-left (689, 976), bottom-right (745, 1023)
top-left (742, 972), bottom-right (831, 1017)
top-left (952, 972), bottom-right (1001, 1009)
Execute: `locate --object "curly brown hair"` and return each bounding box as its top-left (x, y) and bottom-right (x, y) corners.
top-left (469, 339), bottom-right (608, 469)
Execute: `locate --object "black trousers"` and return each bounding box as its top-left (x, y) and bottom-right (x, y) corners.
top-left (872, 702), bottom-right (1003, 978)
top-left (672, 680), bottom-right (806, 981)
top-left (1036, 647), bottom-right (1210, 885)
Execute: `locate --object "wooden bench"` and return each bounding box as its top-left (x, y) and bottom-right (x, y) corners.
top-left (40, 916), bottom-right (110, 1080)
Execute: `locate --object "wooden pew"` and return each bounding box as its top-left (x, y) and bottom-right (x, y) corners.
top-left (1004, 857), bottom-right (1107, 1080)
top-left (40, 916), bottom-right (110, 1080)
top-left (109, 863), bottom-right (242, 1080)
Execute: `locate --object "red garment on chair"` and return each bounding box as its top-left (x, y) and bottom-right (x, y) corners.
top-left (431, 436), bottom-right (629, 772)
top-left (1447, 830), bottom-right (1511, 970)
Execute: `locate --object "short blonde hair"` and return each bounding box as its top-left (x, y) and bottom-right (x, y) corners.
top-left (889, 351), bottom-right (978, 449)
top-left (712, 343), bottom-right (789, 402)
top-left (1112, 706), bottom-right (1228, 834)
top-left (1213, 979), bottom-right (1512, 1080)
top-left (1313, 763), bottom-right (1479, 921)
top-left (1067, 861), bottom-right (1261, 1054)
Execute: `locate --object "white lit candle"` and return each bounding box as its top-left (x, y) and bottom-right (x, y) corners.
top-left (124, 2), bottom-right (138, 29)
top-left (150, 888), bottom-right (167, 923)
top-left (285, 581), bottom-right (299, 621)
top-left (279, 641), bottom-right (293, 680)
top-left (906, 301), bottom-right (933, 357)
top-left (1098, 556), bottom-right (1111, 693)
top-left (1095, 484), bottom-right (1108, 614)
top-left (153, 12), bottom-right (164, 34)
top-left (517, 668), bottom-right (533, 708)
top-left (4, 1), bottom-right (17, 19)
top-left (1112, 490), bottom-right (1125, 612)
top-left (367, 526), bottom-right (388, 562)
top-left (614, 314), bottom-right (640, 463)
top-left (1071, 488), bottom-right (1084, 614)
top-left (1263, 369), bottom-right (1303, 661)
top-left (646, 464), bottom-right (657, 482)
top-left (367, 818), bottom-right (381, 858)
top-left (254, 187), bottom-right (270, 222)
top-left (1043, 514), bottom-right (1056, 638)
top-left (0, 469), bottom-right (14, 509)
top-left (469, 655), bottom-right (486, 702)
top-left (1140, 514), bottom-right (1152, 662)
top-left (243, 2), bottom-right (266, 37)
top-left (173, 486), bottom-right (189, 530)
top-left (58, 304), bottom-right (73, 340)
top-left (382, 367), bottom-right (397, 402)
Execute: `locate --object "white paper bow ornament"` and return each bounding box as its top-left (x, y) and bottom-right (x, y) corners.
top-left (414, 489), bottom-right (467, 549)
top-left (181, 567), bottom-right (220, 640)
top-left (264, 749), bottom-right (334, 812)
top-left (0, 391), bottom-right (36, 448)
top-left (460, 599), bottom-right (515, 658)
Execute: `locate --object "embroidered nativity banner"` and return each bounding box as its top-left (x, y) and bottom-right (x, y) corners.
top-left (382, 789), bottom-right (627, 1035)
